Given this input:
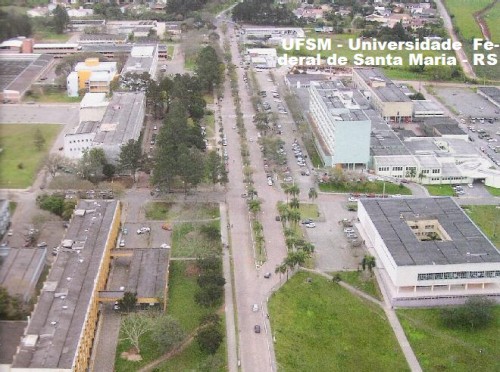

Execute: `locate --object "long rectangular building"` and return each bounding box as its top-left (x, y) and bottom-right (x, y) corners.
top-left (12, 200), bottom-right (120, 371)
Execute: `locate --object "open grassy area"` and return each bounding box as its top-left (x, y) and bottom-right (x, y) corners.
top-left (335, 270), bottom-right (383, 301)
top-left (155, 341), bottom-right (226, 371)
top-left (0, 124), bottom-right (62, 188)
top-left (444, 0), bottom-right (491, 40)
top-left (425, 184), bottom-right (456, 196)
top-left (166, 45), bottom-right (175, 60)
top-left (115, 325), bottom-right (163, 372)
top-left (299, 203), bottom-right (319, 220)
top-left (269, 272), bottom-right (409, 371)
top-left (462, 204), bottom-right (500, 247)
top-left (27, 91), bottom-right (81, 103)
top-left (397, 306), bottom-right (500, 371)
top-left (484, 2), bottom-right (500, 43)
top-left (171, 221), bottom-right (221, 257)
top-left (145, 202), bottom-right (219, 221)
top-left (485, 185), bottom-right (500, 196)
top-left (319, 180), bottom-right (411, 195)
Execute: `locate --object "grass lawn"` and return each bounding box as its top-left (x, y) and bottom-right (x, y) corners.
top-left (485, 185), bottom-right (500, 196)
top-left (299, 203), bottom-right (319, 220)
top-left (203, 93), bottom-right (214, 104)
top-left (33, 30), bottom-right (71, 42)
top-left (461, 205), bottom-right (500, 247)
top-left (166, 45), bottom-right (175, 60)
top-left (302, 138), bottom-right (323, 168)
top-left (27, 91), bottom-right (81, 103)
top-left (171, 221), bottom-right (221, 257)
top-left (115, 326), bottom-right (163, 372)
top-left (484, 2), bottom-right (500, 43)
top-left (425, 184), bottom-right (456, 196)
top-left (203, 113), bottom-right (216, 148)
top-left (443, 0), bottom-right (491, 40)
top-left (0, 124), bottom-right (62, 188)
top-left (9, 201), bottom-right (17, 214)
top-left (155, 341), bottom-right (226, 371)
top-left (145, 202), bottom-right (219, 221)
top-left (319, 180), bottom-right (411, 195)
top-left (335, 270), bottom-right (383, 301)
top-left (269, 272), bottom-right (409, 371)
top-left (397, 306), bottom-right (500, 371)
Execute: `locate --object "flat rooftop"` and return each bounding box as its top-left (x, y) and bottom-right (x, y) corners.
top-left (12, 200), bottom-right (118, 369)
top-left (93, 92), bottom-right (145, 146)
top-left (80, 92), bottom-right (108, 108)
top-left (0, 54), bottom-right (53, 92)
top-left (0, 321), bottom-right (27, 364)
top-left (127, 248), bottom-right (169, 299)
top-left (478, 86), bottom-right (500, 104)
top-left (361, 197), bottom-right (500, 266)
top-left (122, 45), bottom-right (156, 75)
top-left (354, 68), bottom-right (411, 103)
top-left (0, 247), bottom-right (46, 302)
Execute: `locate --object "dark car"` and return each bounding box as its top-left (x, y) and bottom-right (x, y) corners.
top-left (254, 325), bottom-right (261, 333)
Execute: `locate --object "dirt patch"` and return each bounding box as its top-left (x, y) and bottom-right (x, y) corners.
top-left (120, 347), bottom-right (143, 362)
top-left (185, 262), bottom-right (200, 277)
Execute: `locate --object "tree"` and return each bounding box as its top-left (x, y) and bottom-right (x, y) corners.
top-left (102, 163), bottom-right (116, 180)
top-left (361, 255), bottom-right (376, 273)
top-left (177, 147), bottom-right (205, 193)
top-left (0, 286), bottom-right (26, 320)
top-left (120, 312), bottom-right (150, 354)
top-left (78, 148), bottom-right (108, 183)
top-left (308, 188), bottom-right (318, 202)
top-left (289, 197), bottom-right (300, 210)
top-left (150, 314), bottom-right (185, 353)
top-left (195, 46), bottom-right (224, 92)
top-left (37, 194), bottom-right (64, 216)
top-left (0, 10), bottom-right (32, 42)
top-left (195, 284), bottom-right (224, 307)
top-left (288, 209), bottom-right (301, 227)
top-left (45, 154), bottom-right (68, 178)
top-left (196, 323), bottom-right (223, 355)
top-left (118, 139), bottom-right (142, 181)
top-left (33, 129), bottom-right (46, 151)
top-left (248, 199), bottom-right (262, 216)
top-left (440, 297), bottom-right (495, 330)
top-left (52, 5), bottom-right (69, 34)
top-left (275, 263), bottom-right (288, 281)
top-left (205, 150), bottom-right (225, 185)
top-left (118, 291), bottom-right (138, 313)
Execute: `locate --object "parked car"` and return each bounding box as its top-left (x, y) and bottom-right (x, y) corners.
top-left (305, 222), bottom-right (316, 228)
top-left (254, 325), bottom-right (261, 333)
top-left (252, 303), bottom-right (259, 312)
top-left (37, 242), bottom-right (47, 248)
top-left (119, 240), bottom-right (125, 247)
top-left (137, 227), bottom-right (151, 234)
top-left (264, 272), bottom-right (272, 278)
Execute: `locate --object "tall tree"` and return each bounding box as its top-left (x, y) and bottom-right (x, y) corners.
top-left (195, 46), bottom-right (223, 92)
top-left (52, 5), bottom-right (69, 34)
top-left (120, 313), bottom-right (150, 355)
top-left (118, 139), bottom-right (142, 181)
top-left (0, 10), bottom-right (32, 42)
top-left (45, 154), bottom-right (68, 178)
top-left (78, 147), bottom-right (108, 183)
top-left (308, 188), bottom-right (318, 202)
top-left (150, 314), bottom-right (185, 353)
top-left (33, 129), bottom-right (46, 151)
top-left (196, 323), bottom-right (223, 355)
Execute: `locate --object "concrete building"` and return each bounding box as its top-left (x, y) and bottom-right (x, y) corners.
top-left (0, 247), bottom-right (46, 302)
top-left (0, 199), bottom-right (10, 237)
top-left (242, 26), bottom-right (305, 45)
top-left (79, 92), bottom-right (109, 123)
top-left (413, 100), bottom-right (445, 117)
top-left (67, 58), bottom-right (117, 97)
top-left (246, 48), bottom-right (277, 69)
top-left (11, 200), bottom-right (121, 372)
top-left (353, 68), bottom-right (413, 121)
top-left (308, 80), bottom-right (372, 167)
top-left (477, 86), bottom-right (500, 109)
top-left (358, 197), bottom-right (500, 307)
top-left (78, 33), bottom-right (128, 45)
top-left (121, 45), bottom-right (158, 77)
top-left (93, 92), bottom-right (145, 163)
top-left (64, 121), bottom-right (99, 160)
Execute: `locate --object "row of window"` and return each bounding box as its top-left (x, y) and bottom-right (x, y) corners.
top-left (68, 139), bottom-right (90, 144)
top-left (418, 271), bottom-right (500, 281)
top-left (69, 146), bottom-right (90, 151)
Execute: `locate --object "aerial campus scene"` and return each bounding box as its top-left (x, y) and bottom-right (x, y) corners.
top-left (0, 0), bottom-right (499, 371)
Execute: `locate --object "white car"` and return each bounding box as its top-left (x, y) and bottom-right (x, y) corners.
top-left (305, 222), bottom-right (316, 228)
top-left (252, 303), bottom-right (259, 312)
top-left (348, 197), bottom-right (358, 202)
top-left (267, 179), bottom-right (273, 186)
top-left (119, 240), bottom-right (125, 247)
top-left (468, 184), bottom-right (474, 188)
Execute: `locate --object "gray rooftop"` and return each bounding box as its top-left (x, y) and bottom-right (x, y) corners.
top-left (0, 54), bottom-right (53, 92)
top-left (75, 120), bottom-right (100, 135)
top-left (354, 68), bottom-right (411, 103)
top-left (127, 248), bottom-right (170, 299)
top-left (478, 86), bottom-right (500, 104)
top-left (369, 109), bottom-right (410, 156)
top-left (93, 92), bottom-right (145, 146)
top-left (361, 197), bottom-right (500, 266)
top-left (12, 200), bottom-right (119, 369)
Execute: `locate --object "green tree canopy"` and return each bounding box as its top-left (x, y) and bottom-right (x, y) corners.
top-left (52, 5), bottom-right (69, 34)
top-left (149, 314), bottom-right (185, 353)
top-left (118, 139), bottom-right (142, 181)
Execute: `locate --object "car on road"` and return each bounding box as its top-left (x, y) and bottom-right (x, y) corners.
top-left (301, 219), bottom-right (313, 225)
top-left (252, 303), bottom-right (259, 312)
top-left (344, 228), bottom-right (355, 234)
top-left (7, 229), bottom-right (13, 236)
top-left (267, 179), bottom-right (273, 186)
top-left (305, 222), bottom-right (316, 228)
top-left (254, 325), bottom-right (261, 333)
top-left (119, 240), bottom-right (125, 247)
top-left (264, 272), bottom-right (272, 278)
top-left (348, 197), bottom-right (358, 202)
top-left (37, 242), bottom-right (47, 248)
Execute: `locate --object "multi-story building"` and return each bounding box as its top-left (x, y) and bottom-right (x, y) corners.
top-left (66, 58), bottom-right (117, 97)
top-left (352, 68), bottom-right (413, 122)
top-left (358, 197), bottom-right (500, 307)
top-left (121, 45), bottom-right (158, 77)
top-left (309, 80), bottom-right (372, 167)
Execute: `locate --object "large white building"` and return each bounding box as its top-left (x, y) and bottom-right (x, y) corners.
top-left (358, 197), bottom-right (500, 307)
top-left (67, 58), bottom-right (117, 97)
top-left (64, 92), bottom-right (145, 163)
top-left (121, 45), bottom-right (158, 77)
top-left (309, 80), bottom-right (372, 167)
top-left (79, 92), bottom-right (109, 123)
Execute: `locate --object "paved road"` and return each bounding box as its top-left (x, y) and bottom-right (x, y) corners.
top-left (434, 0), bottom-right (477, 80)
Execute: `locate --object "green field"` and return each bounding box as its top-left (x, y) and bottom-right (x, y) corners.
top-left (319, 180), bottom-right (412, 195)
top-left (462, 204), bottom-right (500, 247)
top-left (425, 184), bottom-right (456, 196)
top-left (397, 307), bottom-right (500, 371)
top-left (27, 91), bottom-right (81, 103)
top-left (484, 2), bottom-right (500, 43)
top-left (145, 202), bottom-right (219, 221)
top-left (444, 0), bottom-right (492, 40)
top-left (335, 270), bottom-right (383, 300)
top-left (269, 272), bottom-right (409, 371)
top-left (0, 124), bottom-right (62, 188)
top-left (171, 221), bottom-right (221, 257)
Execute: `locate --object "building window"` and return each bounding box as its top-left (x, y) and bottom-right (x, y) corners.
top-left (422, 169), bottom-right (430, 174)
top-left (418, 270), bottom-right (500, 281)
top-left (432, 169), bottom-right (440, 174)
top-left (392, 166), bottom-right (403, 172)
top-left (378, 167), bottom-right (389, 172)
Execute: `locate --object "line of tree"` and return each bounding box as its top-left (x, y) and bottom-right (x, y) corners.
top-left (0, 10), bottom-right (32, 42)
top-left (195, 256), bottom-right (225, 307)
top-left (232, 0), bottom-right (301, 26)
top-left (0, 286), bottom-right (27, 320)
top-left (36, 193), bottom-right (77, 221)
